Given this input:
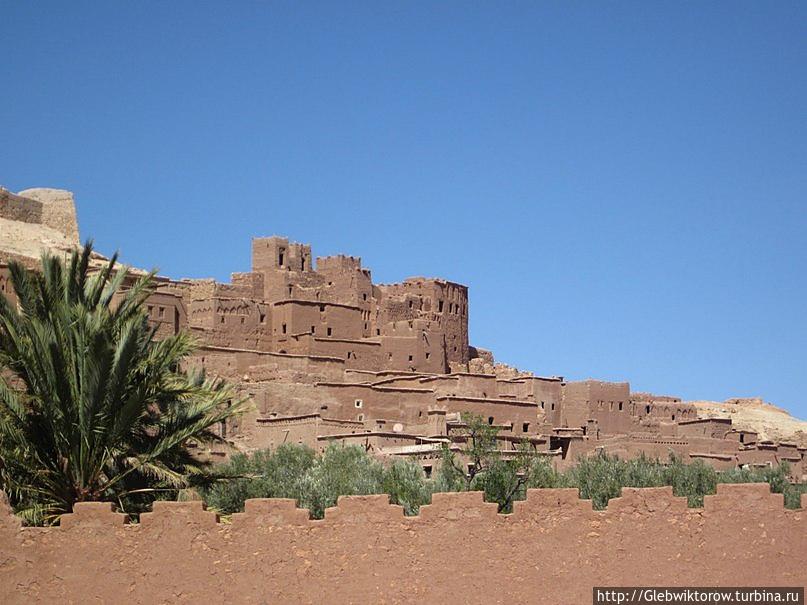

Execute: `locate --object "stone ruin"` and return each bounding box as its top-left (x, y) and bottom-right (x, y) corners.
top-left (1, 187), bottom-right (805, 482)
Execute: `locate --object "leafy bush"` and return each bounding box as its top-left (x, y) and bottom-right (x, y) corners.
top-left (201, 443), bottom-right (805, 518)
top-left (299, 445), bottom-right (385, 518)
top-left (203, 444), bottom-right (316, 514)
top-left (382, 459), bottom-right (433, 515)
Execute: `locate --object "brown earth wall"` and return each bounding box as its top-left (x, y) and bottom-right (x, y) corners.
top-left (1, 484), bottom-right (804, 604)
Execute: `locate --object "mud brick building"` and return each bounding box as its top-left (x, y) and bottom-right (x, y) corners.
top-left (1, 187), bottom-right (804, 480)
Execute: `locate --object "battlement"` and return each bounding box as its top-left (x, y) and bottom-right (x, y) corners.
top-left (317, 255), bottom-right (364, 273)
top-left (1, 486), bottom-right (804, 603)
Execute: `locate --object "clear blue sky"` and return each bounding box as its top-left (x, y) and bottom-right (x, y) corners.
top-left (2, 2), bottom-right (805, 417)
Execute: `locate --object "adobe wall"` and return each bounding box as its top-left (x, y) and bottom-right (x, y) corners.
top-left (1, 485), bottom-right (804, 604)
top-left (0, 188), bottom-right (42, 224)
top-left (16, 188), bottom-right (80, 244)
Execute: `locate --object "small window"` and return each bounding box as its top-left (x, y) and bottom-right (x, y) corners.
top-left (425, 352), bottom-right (430, 359)
top-left (311, 325), bottom-right (316, 334)
top-left (363, 293), bottom-right (367, 301)
top-left (355, 399), bottom-right (363, 408)
top-left (327, 327), bottom-right (332, 336)
top-left (357, 413), bottom-right (364, 421)
top-left (259, 312), bottom-right (266, 324)
top-left (423, 465), bottom-right (432, 479)
top-left (408, 355), bottom-right (413, 362)
top-left (376, 329), bottom-right (380, 336)
top-left (240, 317), bottom-right (245, 324)
top-left (740, 434), bottom-right (745, 443)
top-left (522, 422), bottom-right (529, 433)
top-left (645, 405), bottom-right (650, 414)
top-left (541, 401), bottom-right (545, 409)
top-left (551, 403), bottom-right (555, 411)
top-left (158, 307), bottom-right (165, 318)
top-left (388, 352), bottom-right (393, 360)
top-left (288, 286), bottom-right (293, 296)
top-left (147, 305), bottom-right (154, 314)
top-left (438, 300), bottom-right (444, 312)
top-left (282, 323), bottom-right (287, 334)
top-left (618, 402), bottom-right (623, 411)
top-left (671, 414), bottom-right (676, 421)
top-left (320, 304), bottom-right (325, 312)
top-left (279, 250), bottom-right (285, 266)
top-left (488, 417), bottom-right (494, 425)
top-left (220, 316), bottom-right (225, 324)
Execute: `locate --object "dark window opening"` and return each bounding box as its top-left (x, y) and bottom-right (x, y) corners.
top-left (488, 416), bottom-right (494, 425)
top-left (158, 307), bottom-right (165, 318)
top-left (645, 405), bottom-right (651, 414)
top-left (425, 352), bottom-right (430, 359)
top-left (671, 414), bottom-right (676, 421)
top-left (288, 286), bottom-right (293, 296)
top-left (376, 329), bottom-right (381, 336)
top-left (220, 316), bottom-right (225, 324)
top-left (320, 304), bottom-right (325, 312)
top-left (259, 313), bottom-right (266, 324)
top-left (740, 434), bottom-right (745, 443)
top-left (327, 327), bottom-right (332, 336)
top-left (282, 323), bottom-right (287, 334)
top-left (240, 317), bottom-right (245, 324)
top-left (408, 355), bottom-right (413, 362)
top-left (551, 403), bottom-right (555, 411)
top-left (438, 300), bottom-right (444, 312)
top-left (423, 465), bottom-right (432, 479)
top-left (522, 422), bottom-right (530, 433)
top-left (363, 293), bottom-right (367, 301)
top-left (618, 402), bottom-right (623, 411)
top-left (311, 326), bottom-right (315, 334)
top-left (279, 250), bottom-right (285, 266)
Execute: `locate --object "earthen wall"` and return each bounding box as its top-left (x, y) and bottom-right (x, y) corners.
top-left (1, 485), bottom-right (804, 604)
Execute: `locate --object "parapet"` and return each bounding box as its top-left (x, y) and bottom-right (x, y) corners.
top-left (316, 255), bottom-right (363, 273)
top-left (0, 487), bottom-right (804, 603)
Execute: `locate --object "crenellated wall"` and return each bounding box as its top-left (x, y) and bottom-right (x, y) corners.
top-left (1, 484), bottom-right (804, 604)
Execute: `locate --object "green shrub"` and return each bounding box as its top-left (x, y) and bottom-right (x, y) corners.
top-left (202, 443), bottom-right (804, 518)
top-left (202, 444), bottom-right (315, 514)
top-left (382, 459), bottom-right (432, 515)
top-left (300, 445), bottom-right (384, 518)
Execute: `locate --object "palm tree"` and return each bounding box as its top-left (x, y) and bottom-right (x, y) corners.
top-left (0, 243), bottom-right (247, 524)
